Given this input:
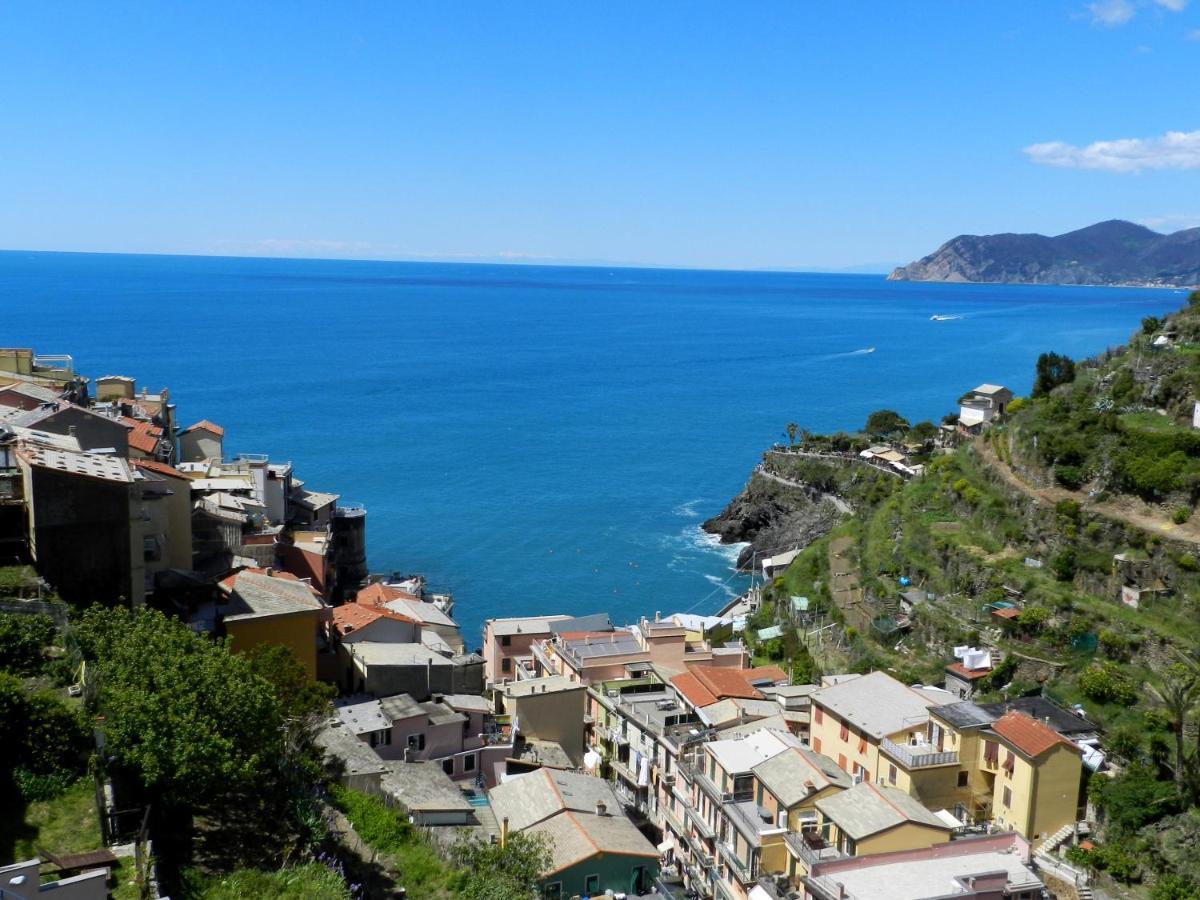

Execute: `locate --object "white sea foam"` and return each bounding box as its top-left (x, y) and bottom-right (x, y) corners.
top-left (672, 498), bottom-right (705, 518)
top-left (703, 573), bottom-right (740, 598)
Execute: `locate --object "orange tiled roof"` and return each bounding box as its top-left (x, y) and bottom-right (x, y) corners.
top-left (992, 710), bottom-right (1078, 758)
top-left (331, 602), bottom-right (415, 637)
top-left (126, 420), bottom-right (161, 455)
top-left (992, 606), bottom-right (1021, 620)
top-left (355, 582), bottom-right (421, 608)
top-left (670, 672), bottom-right (718, 708)
top-left (183, 419), bottom-right (224, 437)
top-left (750, 665), bottom-right (789, 683)
top-left (130, 459), bottom-right (188, 480)
top-left (689, 665), bottom-right (765, 701)
top-left (945, 661), bottom-right (992, 681)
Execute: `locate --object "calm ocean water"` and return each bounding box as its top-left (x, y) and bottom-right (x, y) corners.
top-left (1, 252), bottom-right (1182, 643)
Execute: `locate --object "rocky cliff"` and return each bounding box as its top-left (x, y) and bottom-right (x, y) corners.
top-left (889, 219), bottom-right (1200, 287)
top-left (703, 471), bottom-right (840, 571)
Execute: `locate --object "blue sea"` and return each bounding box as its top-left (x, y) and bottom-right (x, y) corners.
top-left (1, 252), bottom-right (1182, 644)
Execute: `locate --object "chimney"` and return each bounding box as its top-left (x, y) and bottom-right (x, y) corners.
top-left (403, 746), bottom-right (414, 763)
top-left (500, 816), bottom-right (510, 849)
top-left (541, 683), bottom-right (546, 693)
top-left (836, 883), bottom-right (845, 900)
top-left (426, 657), bottom-right (434, 697)
top-left (595, 799), bottom-right (607, 816)
top-left (68, 425), bottom-right (76, 437)
top-left (264, 567), bottom-right (274, 576)
top-left (655, 610), bottom-right (661, 622)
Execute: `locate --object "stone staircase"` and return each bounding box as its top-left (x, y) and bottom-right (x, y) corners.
top-left (473, 803), bottom-right (499, 840)
top-left (1037, 822), bottom-right (1077, 856)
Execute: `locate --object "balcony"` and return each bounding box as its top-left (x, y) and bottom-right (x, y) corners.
top-left (881, 737), bottom-right (959, 769)
top-left (724, 800), bottom-right (782, 846)
top-left (784, 832), bottom-right (844, 868)
top-left (717, 840), bottom-right (753, 883)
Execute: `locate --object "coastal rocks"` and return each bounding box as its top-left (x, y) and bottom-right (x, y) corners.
top-left (703, 471), bottom-right (842, 571)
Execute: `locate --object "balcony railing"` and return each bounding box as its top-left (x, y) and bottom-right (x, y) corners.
top-left (880, 737), bottom-right (959, 769)
top-left (717, 840), bottom-right (753, 883)
top-left (724, 801), bottom-right (782, 846)
top-left (784, 831), bottom-right (844, 867)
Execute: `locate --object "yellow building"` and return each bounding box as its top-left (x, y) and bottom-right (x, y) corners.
top-left (218, 568), bottom-right (328, 678)
top-left (809, 673), bottom-right (1083, 844)
top-left (813, 781), bottom-right (953, 857)
top-left (808, 671), bottom-right (954, 787)
top-left (500, 675), bottom-right (587, 766)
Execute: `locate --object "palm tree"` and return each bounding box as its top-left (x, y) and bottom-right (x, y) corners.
top-left (786, 422), bottom-right (799, 447)
top-left (1148, 662), bottom-right (1200, 794)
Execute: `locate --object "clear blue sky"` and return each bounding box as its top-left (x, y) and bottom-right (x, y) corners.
top-left (1, 1), bottom-right (1197, 270)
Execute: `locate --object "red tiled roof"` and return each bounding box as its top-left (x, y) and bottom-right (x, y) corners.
top-left (130, 459), bottom-right (188, 480)
top-left (330, 603), bottom-right (415, 637)
top-left (688, 665), bottom-right (765, 701)
top-left (991, 710), bottom-right (1078, 758)
top-left (183, 419), bottom-right (224, 437)
top-left (750, 665), bottom-right (789, 683)
top-left (670, 672), bottom-right (718, 708)
top-left (354, 582), bottom-right (421, 608)
top-left (945, 661), bottom-right (992, 681)
top-left (991, 606), bottom-right (1021, 619)
top-left (126, 421), bottom-right (161, 455)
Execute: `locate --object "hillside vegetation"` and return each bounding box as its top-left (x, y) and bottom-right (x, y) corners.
top-left (745, 292), bottom-right (1200, 895)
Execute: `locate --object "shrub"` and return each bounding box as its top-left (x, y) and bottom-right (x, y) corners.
top-left (1054, 465), bottom-right (1085, 490)
top-left (1077, 662), bottom-right (1138, 706)
top-left (1090, 763), bottom-right (1179, 835)
top-left (0, 612), bottom-right (55, 674)
top-left (1094, 843), bottom-right (1141, 883)
top-left (1171, 507), bottom-right (1192, 525)
top-left (1151, 874), bottom-right (1198, 900)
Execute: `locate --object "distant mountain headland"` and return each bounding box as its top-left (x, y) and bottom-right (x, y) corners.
top-left (889, 219), bottom-right (1200, 288)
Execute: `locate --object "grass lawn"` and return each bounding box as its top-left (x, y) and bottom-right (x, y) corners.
top-left (1119, 410), bottom-right (1188, 433)
top-left (0, 778), bottom-right (102, 865)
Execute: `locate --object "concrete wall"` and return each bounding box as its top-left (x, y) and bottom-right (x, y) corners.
top-left (510, 686), bottom-right (586, 765)
top-left (179, 430), bottom-right (222, 463)
top-left (341, 617), bottom-right (418, 645)
top-left (35, 407), bottom-right (129, 457)
top-left (25, 465), bottom-right (135, 605)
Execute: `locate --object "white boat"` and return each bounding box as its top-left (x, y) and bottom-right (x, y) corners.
top-left (930, 314), bottom-right (960, 321)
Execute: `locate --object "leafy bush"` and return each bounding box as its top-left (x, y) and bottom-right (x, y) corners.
top-left (1150, 875), bottom-right (1197, 900)
top-left (1172, 507), bottom-right (1192, 525)
top-left (1054, 464), bottom-right (1085, 490)
top-left (1091, 763), bottom-right (1180, 835)
top-left (0, 612), bottom-right (55, 674)
top-left (13, 767), bottom-right (77, 802)
top-left (0, 673), bottom-right (90, 781)
top-left (1077, 662), bottom-right (1137, 705)
top-left (1094, 843), bottom-right (1141, 883)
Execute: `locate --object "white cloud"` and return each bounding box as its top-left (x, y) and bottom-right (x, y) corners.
top-left (1024, 129), bottom-right (1200, 172)
top-left (1088, 0), bottom-right (1135, 25)
top-left (1154, 0), bottom-right (1188, 10)
top-left (1137, 213), bottom-right (1200, 230)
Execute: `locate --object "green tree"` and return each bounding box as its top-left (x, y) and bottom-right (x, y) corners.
top-left (909, 421), bottom-right (938, 448)
top-left (1032, 352), bottom-right (1076, 398)
top-left (864, 409), bottom-right (909, 440)
top-left (0, 612), bottom-right (55, 674)
top-left (245, 644), bottom-right (335, 722)
top-left (0, 672), bottom-right (90, 794)
top-left (452, 831), bottom-right (553, 900)
top-left (1091, 763), bottom-right (1179, 836)
top-left (785, 422), bottom-right (799, 447)
top-left (1148, 663), bottom-right (1200, 794)
top-left (1143, 315), bottom-right (1162, 335)
top-left (1078, 661), bottom-right (1138, 706)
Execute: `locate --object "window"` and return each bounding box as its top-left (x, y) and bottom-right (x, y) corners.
top-left (501, 635), bottom-right (511, 647)
top-left (957, 771), bottom-right (969, 787)
top-left (382, 729), bottom-right (392, 746)
top-left (838, 754), bottom-right (847, 771)
top-left (812, 737), bottom-right (822, 754)
top-left (1003, 750), bottom-right (1015, 774)
top-left (408, 733), bottom-right (426, 751)
top-left (814, 706), bottom-right (823, 725)
top-left (1002, 786), bottom-right (1012, 808)
top-left (368, 732), bottom-right (378, 748)
top-left (442, 759), bottom-right (454, 776)
top-left (464, 753), bottom-right (476, 772)
top-left (888, 764), bottom-right (897, 785)
top-left (584, 875), bottom-right (599, 894)
top-left (839, 723), bottom-right (849, 741)
top-left (543, 882), bottom-right (562, 900)
top-left (983, 740), bottom-right (998, 764)
top-left (857, 737), bottom-right (867, 755)
top-left (501, 657), bottom-right (512, 673)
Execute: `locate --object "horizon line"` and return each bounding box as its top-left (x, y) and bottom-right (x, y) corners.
top-left (0, 245), bottom-right (898, 277)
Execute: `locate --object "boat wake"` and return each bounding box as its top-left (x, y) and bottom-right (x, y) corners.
top-left (672, 498), bottom-right (706, 519)
top-left (930, 314), bottom-right (963, 321)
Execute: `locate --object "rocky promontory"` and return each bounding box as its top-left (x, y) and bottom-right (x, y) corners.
top-left (703, 469), bottom-right (841, 571)
top-left (889, 219), bottom-right (1200, 287)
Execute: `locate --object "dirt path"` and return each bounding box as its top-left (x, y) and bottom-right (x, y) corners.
top-left (975, 437), bottom-right (1200, 547)
top-left (754, 465), bottom-right (854, 514)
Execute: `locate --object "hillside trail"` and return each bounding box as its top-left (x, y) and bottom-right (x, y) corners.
top-left (974, 437), bottom-right (1200, 547)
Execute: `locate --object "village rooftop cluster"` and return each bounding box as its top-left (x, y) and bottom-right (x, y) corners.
top-left (0, 349), bottom-right (1107, 900)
